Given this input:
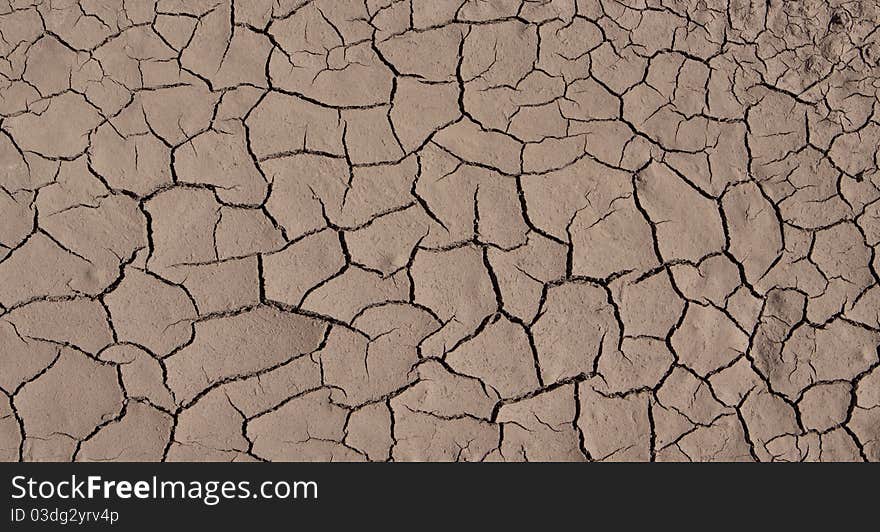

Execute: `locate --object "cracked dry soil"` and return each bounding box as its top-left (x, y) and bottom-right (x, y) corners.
top-left (0, 0), bottom-right (879, 463)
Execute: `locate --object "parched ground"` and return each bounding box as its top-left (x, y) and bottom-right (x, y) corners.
top-left (0, 0), bottom-right (879, 462)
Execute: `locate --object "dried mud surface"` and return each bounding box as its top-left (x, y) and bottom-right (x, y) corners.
top-left (1, 0), bottom-right (880, 462)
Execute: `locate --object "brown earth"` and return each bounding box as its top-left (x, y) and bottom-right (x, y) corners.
top-left (1, 0), bottom-right (880, 462)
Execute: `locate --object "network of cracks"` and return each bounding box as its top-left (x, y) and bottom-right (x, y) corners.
top-left (1, 0), bottom-right (880, 461)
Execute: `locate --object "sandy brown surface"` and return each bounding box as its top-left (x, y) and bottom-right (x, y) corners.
top-left (0, 0), bottom-right (879, 462)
